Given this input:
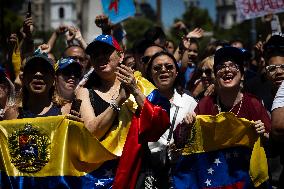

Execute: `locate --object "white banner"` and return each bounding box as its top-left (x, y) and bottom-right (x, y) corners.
top-left (235, 0), bottom-right (284, 22)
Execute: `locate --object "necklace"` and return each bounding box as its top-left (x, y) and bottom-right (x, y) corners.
top-left (216, 94), bottom-right (243, 116)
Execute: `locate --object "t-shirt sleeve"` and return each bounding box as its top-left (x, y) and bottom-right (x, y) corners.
top-left (272, 81), bottom-right (284, 111)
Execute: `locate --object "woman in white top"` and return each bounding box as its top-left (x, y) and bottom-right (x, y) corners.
top-left (146, 51), bottom-right (197, 188)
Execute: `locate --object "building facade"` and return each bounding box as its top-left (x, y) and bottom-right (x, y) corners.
top-left (216, 0), bottom-right (237, 29)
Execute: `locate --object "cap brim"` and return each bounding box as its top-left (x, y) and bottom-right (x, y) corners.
top-left (24, 56), bottom-right (54, 73)
top-left (85, 41), bottom-right (115, 55)
top-left (58, 62), bottom-right (82, 72)
top-left (214, 47), bottom-right (244, 67)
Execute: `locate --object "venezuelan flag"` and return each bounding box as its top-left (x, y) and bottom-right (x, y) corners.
top-left (0, 71), bottom-right (170, 189)
top-left (0, 116), bottom-right (120, 189)
top-left (173, 112), bottom-right (268, 189)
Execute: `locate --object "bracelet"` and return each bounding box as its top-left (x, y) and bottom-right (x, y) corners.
top-left (110, 101), bottom-right (120, 112)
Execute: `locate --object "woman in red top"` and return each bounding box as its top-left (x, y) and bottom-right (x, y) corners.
top-left (177, 47), bottom-right (270, 138)
top-left (173, 47), bottom-right (271, 189)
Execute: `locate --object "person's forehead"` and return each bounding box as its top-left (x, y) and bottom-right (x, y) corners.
top-left (144, 46), bottom-right (163, 56)
top-left (189, 43), bottom-right (198, 50)
top-left (153, 55), bottom-right (173, 64)
top-left (268, 56), bottom-right (284, 65)
top-left (66, 46), bottom-right (85, 56)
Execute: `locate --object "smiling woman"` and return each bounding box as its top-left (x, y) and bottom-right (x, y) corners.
top-left (146, 51), bottom-right (197, 188)
top-left (18, 53), bottom-right (62, 118)
top-left (172, 46), bottom-right (272, 189)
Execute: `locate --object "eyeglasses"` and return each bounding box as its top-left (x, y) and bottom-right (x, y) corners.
top-left (152, 64), bottom-right (175, 73)
top-left (140, 56), bottom-right (151, 64)
top-left (266, 64), bottom-right (284, 75)
top-left (199, 68), bottom-right (213, 76)
top-left (216, 62), bottom-right (239, 74)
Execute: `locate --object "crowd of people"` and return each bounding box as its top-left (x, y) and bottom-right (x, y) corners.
top-left (0, 12), bottom-right (284, 189)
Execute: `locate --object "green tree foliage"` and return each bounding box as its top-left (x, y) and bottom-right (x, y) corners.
top-left (182, 6), bottom-right (213, 31)
top-left (168, 6), bottom-right (214, 57)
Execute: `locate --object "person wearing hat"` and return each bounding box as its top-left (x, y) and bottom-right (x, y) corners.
top-left (0, 67), bottom-right (17, 120)
top-left (17, 53), bottom-right (61, 118)
top-left (76, 34), bottom-right (170, 188)
top-left (53, 57), bottom-right (82, 115)
top-left (173, 47), bottom-right (271, 188)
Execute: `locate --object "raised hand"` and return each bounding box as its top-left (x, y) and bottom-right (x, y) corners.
top-left (115, 64), bottom-right (137, 94)
top-left (66, 26), bottom-right (76, 43)
top-left (7, 33), bottom-right (19, 51)
top-left (38, 43), bottom-right (51, 54)
top-left (55, 25), bottom-right (68, 35)
top-left (95, 14), bottom-right (112, 29)
top-left (22, 15), bottom-right (34, 38)
top-left (187, 28), bottom-right (204, 39)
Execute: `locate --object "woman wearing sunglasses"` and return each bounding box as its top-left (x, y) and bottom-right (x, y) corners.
top-left (146, 51), bottom-right (197, 188)
top-left (53, 57), bottom-right (82, 115)
top-left (188, 56), bottom-right (215, 101)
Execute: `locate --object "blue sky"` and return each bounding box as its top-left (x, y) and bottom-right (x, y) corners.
top-left (147, 0), bottom-right (216, 29)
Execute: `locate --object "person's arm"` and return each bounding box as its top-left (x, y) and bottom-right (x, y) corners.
top-left (74, 28), bottom-right (88, 49)
top-left (20, 15), bottom-right (34, 59)
top-left (47, 25), bottom-right (68, 52)
top-left (271, 81), bottom-right (284, 141)
top-left (76, 87), bottom-right (128, 139)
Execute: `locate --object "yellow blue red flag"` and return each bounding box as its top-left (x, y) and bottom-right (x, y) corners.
top-left (173, 112), bottom-right (268, 189)
top-left (0, 116), bottom-right (120, 188)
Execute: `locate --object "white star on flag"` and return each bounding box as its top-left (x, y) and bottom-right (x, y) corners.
top-left (207, 167), bottom-right (214, 174)
top-left (205, 179), bottom-right (212, 186)
top-left (104, 169), bottom-right (113, 177)
top-left (95, 180), bottom-right (104, 186)
top-left (214, 158), bottom-right (222, 166)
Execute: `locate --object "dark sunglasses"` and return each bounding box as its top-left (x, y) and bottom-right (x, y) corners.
top-left (199, 68), bottom-right (213, 76)
top-left (60, 69), bottom-right (81, 78)
top-left (140, 56), bottom-right (151, 64)
top-left (152, 64), bottom-right (175, 72)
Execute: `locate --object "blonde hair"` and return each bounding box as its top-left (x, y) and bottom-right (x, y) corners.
top-left (198, 56), bottom-right (214, 70)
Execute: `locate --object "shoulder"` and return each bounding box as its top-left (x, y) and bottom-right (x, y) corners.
top-left (174, 90), bottom-right (197, 105)
top-left (243, 92), bottom-right (263, 105)
top-left (76, 87), bottom-right (90, 98)
top-left (198, 95), bottom-right (214, 105)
